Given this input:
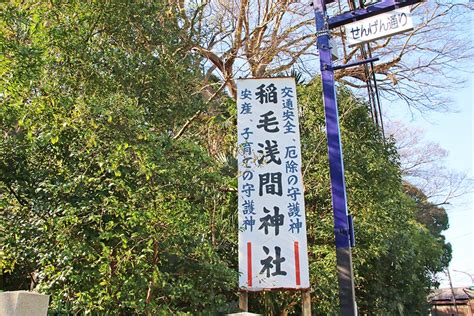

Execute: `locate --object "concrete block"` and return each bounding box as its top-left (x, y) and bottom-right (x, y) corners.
top-left (0, 291), bottom-right (49, 316)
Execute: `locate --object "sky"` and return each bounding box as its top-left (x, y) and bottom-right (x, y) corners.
top-left (379, 1), bottom-right (474, 289)
top-left (330, 1), bottom-right (474, 289)
top-left (385, 69), bottom-right (474, 289)
top-left (435, 77), bottom-right (474, 288)
top-left (419, 77), bottom-right (473, 289)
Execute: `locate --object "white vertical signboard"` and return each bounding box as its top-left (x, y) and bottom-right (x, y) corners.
top-left (237, 77), bottom-right (309, 290)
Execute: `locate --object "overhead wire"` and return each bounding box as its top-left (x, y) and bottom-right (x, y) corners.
top-left (361, 44), bottom-right (380, 127)
top-left (347, 0), bottom-right (386, 139)
top-left (367, 44), bottom-right (386, 138)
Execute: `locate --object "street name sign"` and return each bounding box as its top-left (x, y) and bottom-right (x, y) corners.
top-left (345, 6), bottom-right (413, 47)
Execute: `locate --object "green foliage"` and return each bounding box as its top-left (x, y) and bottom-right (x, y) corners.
top-left (1, 1), bottom-right (237, 314)
top-left (0, 1), bottom-right (450, 314)
top-left (297, 81), bottom-right (450, 314)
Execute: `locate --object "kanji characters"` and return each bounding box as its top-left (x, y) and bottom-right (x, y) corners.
top-left (243, 216), bottom-right (256, 232)
top-left (240, 102), bottom-right (252, 114)
top-left (288, 202), bottom-right (302, 218)
top-left (257, 140), bottom-right (282, 165)
top-left (285, 146), bottom-right (298, 159)
top-left (259, 172), bottom-right (283, 196)
top-left (237, 81), bottom-right (307, 287)
top-left (241, 127), bottom-right (253, 140)
top-left (257, 111), bottom-right (279, 133)
top-left (259, 246), bottom-right (287, 277)
top-left (242, 200), bottom-right (256, 215)
top-left (289, 218), bottom-right (303, 234)
top-left (258, 206), bottom-right (285, 236)
top-left (281, 86), bottom-right (294, 98)
top-left (240, 88), bottom-right (252, 100)
top-left (255, 83), bottom-right (278, 104)
top-left (242, 183), bottom-right (255, 197)
top-left (286, 160), bottom-right (298, 173)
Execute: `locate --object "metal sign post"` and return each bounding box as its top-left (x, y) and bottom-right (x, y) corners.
top-left (313, 1), bottom-right (357, 314)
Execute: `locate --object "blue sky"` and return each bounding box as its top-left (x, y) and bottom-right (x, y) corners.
top-left (382, 2), bottom-right (474, 288)
top-left (386, 70), bottom-right (473, 288)
top-left (423, 77), bottom-right (473, 288)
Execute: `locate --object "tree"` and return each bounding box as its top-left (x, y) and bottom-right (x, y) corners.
top-left (1, 1), bottom-right (237, 314)
top-left (297, 80), bottom-right (450, 314)
top-left (178, 1), bottom-right (473, 111)
top-left (334, 1), bottom-right (474, 111)
top-left (0, 1), bottom-right (453, 314)
top-left (386, 121), bottom-right (472, 206)
top-left (175, 0), bottom-right (317, 99)
top-left (213, 79), bottom-right (452, 314)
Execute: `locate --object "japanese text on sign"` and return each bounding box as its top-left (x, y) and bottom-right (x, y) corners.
top-left (237, 77), bottom-right (310, 290)
top-left (345, 6), bottom-right (414, 47)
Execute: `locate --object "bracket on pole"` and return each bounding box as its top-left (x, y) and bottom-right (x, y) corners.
top-left (348, 215), bottom-right (355, 247)
top-left (332, 57), bottom-right (379, 71)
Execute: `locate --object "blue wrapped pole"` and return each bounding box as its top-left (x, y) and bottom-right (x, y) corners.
top-left (313, 0), bottom-right (357, 314)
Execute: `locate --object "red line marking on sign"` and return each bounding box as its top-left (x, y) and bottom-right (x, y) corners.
top-left (294, 241), bottom-right (301, 286)
top-left (247, 242), bottom-right (252, 287)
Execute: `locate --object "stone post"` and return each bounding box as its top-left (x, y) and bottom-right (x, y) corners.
top-left (0, 291), bottom-right (49, 316)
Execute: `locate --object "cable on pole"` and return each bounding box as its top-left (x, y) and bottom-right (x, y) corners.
top-left (349, 0), bottom-right (386, 139)
top-left (366, 44), bottom-right (386, 139)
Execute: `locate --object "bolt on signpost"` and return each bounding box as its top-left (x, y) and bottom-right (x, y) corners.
top-left (313, 0), bottom-right (421, 314)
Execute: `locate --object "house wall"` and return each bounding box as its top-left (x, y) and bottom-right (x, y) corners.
top-left (431, 302), bottom-right (473, 316)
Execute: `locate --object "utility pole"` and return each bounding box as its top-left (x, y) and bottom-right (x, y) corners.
top-left (313, 1), bottom-right (357, 314)
top-left (447, 269), bottom-right (460, 316)
top-left (313, 1), bottom-right (423, 314)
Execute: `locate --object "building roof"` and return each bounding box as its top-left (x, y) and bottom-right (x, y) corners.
top-left (429, 287), bottom-right (474, 302)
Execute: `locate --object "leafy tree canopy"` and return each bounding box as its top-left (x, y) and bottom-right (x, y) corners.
top-left (0, 1), bottom-right (450, 315)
